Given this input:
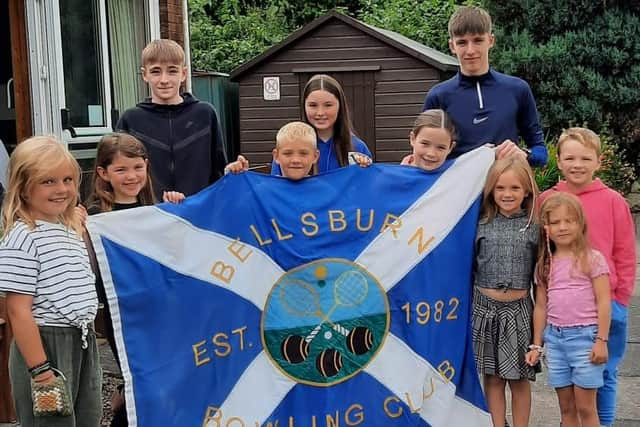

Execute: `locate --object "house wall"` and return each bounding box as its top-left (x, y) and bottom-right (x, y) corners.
top-left (236, 19), bottom-right (443, 165)
top-left (8, 0), bottom-right (30, 144)
top-left (160, 0), bottom-right (184, 47)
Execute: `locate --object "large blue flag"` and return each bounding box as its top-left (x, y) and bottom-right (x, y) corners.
top-left (88, 147), bottom-right (494, 427)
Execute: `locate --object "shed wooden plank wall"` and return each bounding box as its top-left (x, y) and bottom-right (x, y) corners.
top-left (239, 72), bottom-right (300, 165)
top-left (374, 67), bottom-right (439, 162)
top-left (237, 20), bottom-right (443, 165)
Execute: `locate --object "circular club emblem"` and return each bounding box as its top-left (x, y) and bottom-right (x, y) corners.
top-left (262, 259), bottom-right (389, 386)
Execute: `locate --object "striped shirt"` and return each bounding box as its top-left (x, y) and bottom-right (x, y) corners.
top-left (0, 220), bottom-right (97, 328)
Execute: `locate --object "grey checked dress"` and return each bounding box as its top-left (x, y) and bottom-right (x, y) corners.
top-left (472, 211), bottom-right (539, 380)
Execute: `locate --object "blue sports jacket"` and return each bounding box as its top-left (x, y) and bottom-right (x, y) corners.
top-left (423, 69), bottom-right (547, 167)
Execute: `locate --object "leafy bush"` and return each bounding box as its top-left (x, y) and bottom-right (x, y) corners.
top-left (598, 136), bottom-right (637, 196)
top-left (359, 0), bottom-right (480, 53)
top-left (189, 0), bottom-right (364, 73)
top-left (190, 1), bottom-right (291, 73)
top-left (485, 0), bottom-right (640, 179)
top-left (269, 0), bottom-right (362, 28)
top-left (534, 135), bottom-right (559, 192)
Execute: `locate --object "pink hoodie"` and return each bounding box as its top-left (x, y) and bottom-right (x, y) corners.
top-left (540, 179), bottom-right (636, 306)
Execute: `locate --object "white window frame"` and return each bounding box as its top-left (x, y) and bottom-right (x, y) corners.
top-left (26, 0), bottom-right (62, 137)
top-left (26, 0), bottom-right (162, 154)
top-left (60, 0), bottom-right (113, 142)
top-left (147, 0), bottom-right (161, 41)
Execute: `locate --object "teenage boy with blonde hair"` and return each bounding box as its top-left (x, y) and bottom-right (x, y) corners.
top-left (540, 127), bottom-right (636, 427)
top-left (423, 6), bottom-right (547, 167)
top-left (116, 39), bottom-right (227, 199)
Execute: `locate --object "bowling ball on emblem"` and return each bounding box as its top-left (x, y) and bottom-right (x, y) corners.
top-left (315, 348), bottom-right (343, 377)
top-left (281, 335), bottom-right (309, 364)
top-left (347, 326), bottom-right (374, 355)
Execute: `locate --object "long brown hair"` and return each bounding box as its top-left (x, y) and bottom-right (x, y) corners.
top-left (535, 192), bottom-right (591, 287)
top-left (2, 136), bottom-right (82, 237)
top-left (88, 133), bottom-right (156, 212)
top-left (302, 74), bottom-right (356, 167)
top-left (480, 157), bottom-right (538, 223)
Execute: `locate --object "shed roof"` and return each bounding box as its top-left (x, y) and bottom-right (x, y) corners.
top-left (230, 10), bottom-right (458, 80)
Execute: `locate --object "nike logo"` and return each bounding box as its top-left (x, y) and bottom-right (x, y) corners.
top-left (473, 116), bottom-right (488, 125)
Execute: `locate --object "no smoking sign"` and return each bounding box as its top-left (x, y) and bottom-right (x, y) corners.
top-left (263, 76), bottom-right (281, 101)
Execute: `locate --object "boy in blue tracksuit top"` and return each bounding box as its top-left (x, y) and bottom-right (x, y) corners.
top-left (423, 6), bottom-right (547, 167)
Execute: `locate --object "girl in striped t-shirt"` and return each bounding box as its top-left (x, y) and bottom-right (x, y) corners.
top-left (0, 136), bottom-right (101, 426)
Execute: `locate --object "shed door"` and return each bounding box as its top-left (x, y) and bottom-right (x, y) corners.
top-left (298, 71), bottom-right (376, 158)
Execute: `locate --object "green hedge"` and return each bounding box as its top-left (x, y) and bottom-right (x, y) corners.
top-left (485, 0), bottom-right (640, 181)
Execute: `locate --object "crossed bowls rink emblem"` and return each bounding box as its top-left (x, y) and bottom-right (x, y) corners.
top-left (88, 148), bottom-right (493, 427)
top-left (264, 260), bottom-right (385, 384)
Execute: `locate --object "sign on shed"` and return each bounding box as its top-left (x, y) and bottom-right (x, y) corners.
top-left (263, 76), bottom-right (280, 100)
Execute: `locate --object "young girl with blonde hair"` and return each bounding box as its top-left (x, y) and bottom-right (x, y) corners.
top-left (0, 136), bottom-right (101, 426)
top-left (527, 192), bottom-right (610, 427)
top-left (472, 157), bottom-right (539, 427)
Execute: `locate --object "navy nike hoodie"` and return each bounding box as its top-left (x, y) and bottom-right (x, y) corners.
top-left (116, 93), bottom-right (227, 199)
top-left (423, 69), bottom-right (547, 167)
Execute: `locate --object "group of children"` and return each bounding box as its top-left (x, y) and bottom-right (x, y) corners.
top-left (0, 5), bottom-right (635, 427)
top-left (472, 129), bottom-right (635, 427)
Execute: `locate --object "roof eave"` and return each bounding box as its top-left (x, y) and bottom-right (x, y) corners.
top-left (230, 12), bottom-right (337, 80)
top-left (230, 10), bottom-right (458, 79)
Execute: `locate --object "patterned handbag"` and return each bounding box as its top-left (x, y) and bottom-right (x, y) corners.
top-left (31, 367), bottom-right (73, 417)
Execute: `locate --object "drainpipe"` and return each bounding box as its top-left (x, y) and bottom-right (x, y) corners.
top-left (183, 0), bottom-right (192, 93)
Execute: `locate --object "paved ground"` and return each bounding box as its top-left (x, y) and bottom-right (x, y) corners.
top-left (524, 297), bottom-right (640, 427)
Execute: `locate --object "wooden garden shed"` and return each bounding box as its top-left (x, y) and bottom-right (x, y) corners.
top-left (230, 10), bottom-right (458, 166)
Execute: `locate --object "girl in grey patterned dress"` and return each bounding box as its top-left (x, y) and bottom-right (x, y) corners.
top-left (472, 157), bottom-right (539, 427)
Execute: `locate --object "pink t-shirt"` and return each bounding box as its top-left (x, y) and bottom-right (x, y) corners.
top-left (545, 250), bottom-right (609, 327)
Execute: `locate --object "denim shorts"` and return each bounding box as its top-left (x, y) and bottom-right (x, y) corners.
top-left (544, 324), bottom-right (605, 389)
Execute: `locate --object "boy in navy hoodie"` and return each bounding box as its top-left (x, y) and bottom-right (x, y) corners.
top-left (116, 39), bottom-right (227, 199)
top-left (423, 6), bottom-right (547, 167)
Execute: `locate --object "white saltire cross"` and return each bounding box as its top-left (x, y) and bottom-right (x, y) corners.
top-left (88, 147), bottom-right (495, 427)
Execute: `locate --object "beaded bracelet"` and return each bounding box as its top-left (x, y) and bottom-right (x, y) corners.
top-left (528, 344), bottom-right (544, 355)
top-left (28, 361), bottom-right (52, 379)
top-left (595, 336), bottom-right (609, 342)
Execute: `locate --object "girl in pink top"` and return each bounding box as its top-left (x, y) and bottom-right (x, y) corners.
top-left (526, 192), bottom-right (611, 427)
